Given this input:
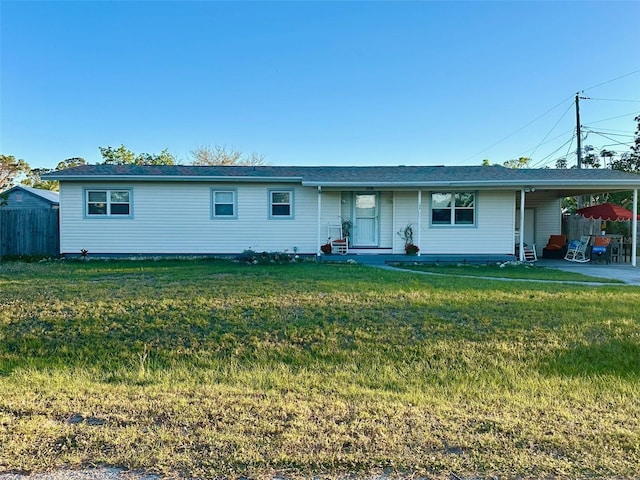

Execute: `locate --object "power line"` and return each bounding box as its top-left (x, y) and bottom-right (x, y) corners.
top-left (588, 97), bottom-right (640, 103)
top-left (530, 135), bottom-right (575, 168)
top-left (581, 68), bottom-right (640, 93)
top-left (528, 101), bottom-right (574, 161)
top-left (584, 130), bottom-right (634, 138)
top-left (582, 126), bottom-right (634, 135)
top-left (585, 110), bottom-right (640, 125)
top-left (564, 132), bottom-right (576, 168)
top-left (515, 127), bottom-right (575, 158)
top-left (464, 68), bottom-right (640, 163)
top-left (463, 95), bottom-right (575, 162)
top-left (585, 130), bottom-right (635, 147)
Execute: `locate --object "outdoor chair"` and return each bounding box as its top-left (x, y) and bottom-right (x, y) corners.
top-left (564, 236), bottom-right (591, 263)
top-left (327, 224), bottom-right (348, 255)
top-left (542, 234), bottom-right (568, 259)
top-left (516, 242), bottom-right (538, 262)
top-left (591, 236), bottom-right (611, 264)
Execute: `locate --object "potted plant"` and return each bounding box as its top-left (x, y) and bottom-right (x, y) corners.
top-left (320, 241), bottom-right (332, 254)
top-left (341, 218), bottom-right (353, 241)
top-left (397, 223), bottom-right (419, 255)
top-left (404, 243), bottom-right (420, 255)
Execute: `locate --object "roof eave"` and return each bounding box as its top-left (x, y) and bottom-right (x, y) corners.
top-left (306, 180), bottom-right (640, 188)
top-left (44, 174), bottom-right (303, 183)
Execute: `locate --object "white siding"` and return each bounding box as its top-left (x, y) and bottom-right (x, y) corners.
top-left (59, 182), bottom-right (319, 255)
top-left (524, 194), bottom-right (563, 256)
top-left (393, 191), bottom-right (421, 254)
top-left (59, 183), bottom-right (540, 256)
top-left (378, 191), bottom-right (394, 248)
top-left (320, 191), bottom-right (342, 242)
top-left (417, 190), bottom-right (516, 255)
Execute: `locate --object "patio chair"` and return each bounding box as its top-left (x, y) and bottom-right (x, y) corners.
top-left (327, 224), bottom-right (348, 255)
top-left (542, 234), bottom-right (568, 259)
top-left (564, 236), bottom-right (591, 263)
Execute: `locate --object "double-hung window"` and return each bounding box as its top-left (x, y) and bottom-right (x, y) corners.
top-left (431, 192), bottom-right (476, 226)
top-left (86, 189), bottom-right (132, 217)
top-left (211, 189), bottom-right (237, 219)
top-left (269, 189), bottom-right (294, 218)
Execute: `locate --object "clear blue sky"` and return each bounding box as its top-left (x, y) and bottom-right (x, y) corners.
top-left (1, 1), bottom-right (639, 170)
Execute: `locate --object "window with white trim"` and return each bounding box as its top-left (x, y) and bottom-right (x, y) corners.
top-left (211, 189), bottom-right (237, 218)
top-left (269, 189), bottom-right (294, 218)
top-left (431, 192), bottom-right (475, 226)
top-left (86, 189), bottom-right (132, 216)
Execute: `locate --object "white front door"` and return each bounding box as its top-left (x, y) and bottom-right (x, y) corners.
top-left (353, 193), bottom-right (378, 246)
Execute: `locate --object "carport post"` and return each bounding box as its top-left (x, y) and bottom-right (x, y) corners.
top-left (519, 189), bottom-right (526, 262)
top-left (633, 188), bottom-right (637, 267)
top-left (417, 190), bottom-right (422, 256)
top-left (317, 186), bottom-right (322, 256)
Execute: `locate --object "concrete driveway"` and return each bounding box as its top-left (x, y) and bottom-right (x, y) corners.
top-left (538, 259), bottom-right (640, 285)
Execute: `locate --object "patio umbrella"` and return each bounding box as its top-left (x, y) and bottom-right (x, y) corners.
top-left (576, 203), bottom-right (640, 222)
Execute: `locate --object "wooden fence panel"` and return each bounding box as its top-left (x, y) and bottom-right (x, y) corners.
top-left (0, 208), bottom-right (60, 257)
top-left (563, 214), bottom-right (639, 241)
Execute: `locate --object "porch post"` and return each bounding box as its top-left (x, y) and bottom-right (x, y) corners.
top-left (633, 188), bottom-right (637, 267)
top-left (317, 186), bottom-right (322, 256)
top-left (417, 190), bottom-right (422, 256)
top-left (392, 192), bottom-right (397, 254)
top-left (519, 189), bottom-right (526, 261)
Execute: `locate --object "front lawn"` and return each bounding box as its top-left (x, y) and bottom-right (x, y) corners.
top-left (0, 259), bottom-right (638, 479)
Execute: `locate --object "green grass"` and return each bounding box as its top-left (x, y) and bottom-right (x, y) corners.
top-left (0, 258), bottom-right (639, 479)
top-left (394, 262), bottom-right (624, 283)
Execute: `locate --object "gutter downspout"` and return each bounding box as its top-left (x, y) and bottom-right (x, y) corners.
top-left (633, 188), bottom-right (638, 267)
top-left (317, 186), bottom-right (322, 257)
top-left (519, 189), bottom-right (526, 262)
top-left (417, 190), bottom-right (422, 256)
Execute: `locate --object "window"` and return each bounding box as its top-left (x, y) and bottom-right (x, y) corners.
top-left (431, 192), bottom-right (475, 226)
top-left (211, 189), bottom-right (237, 219)
top-left (86, 189), bottom-right (132, 217)
top-left (269, 189), bottom-right (294, 218)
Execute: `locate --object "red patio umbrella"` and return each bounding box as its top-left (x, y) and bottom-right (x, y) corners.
top-left (576, 203), bottom-right (640, 222)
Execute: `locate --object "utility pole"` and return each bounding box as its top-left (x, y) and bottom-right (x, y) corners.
top-left (575, 93), bottom-right (584, 208)
top-left (575, 92), bottom-right (582, 169)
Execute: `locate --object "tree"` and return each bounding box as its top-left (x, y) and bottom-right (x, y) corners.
top-left (555, 157), bottom-right (568, 169)
top-left (99, 145), bottom-right (175, 165)
top-left (189, 145), bottom-right (266, 166)
top-left (1, 154), bottom-right (30, 192)
top-left (22, 167), bottom-right (57, 191)
top-left (503, 157), bottom-right (531, 169)
top-left (599, 149), bottom-right (616, 168)
top-left (610, 115), bottom-right (640, 174)
top-left (21, 158), bottom-right (87, 191)
top-left (56, 157), bottom-right (87, 170)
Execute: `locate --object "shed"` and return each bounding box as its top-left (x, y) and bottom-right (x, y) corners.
top-left (1, 185), bottom-right (59, 209)
top-left (0, 186), bottom-right (60, 257)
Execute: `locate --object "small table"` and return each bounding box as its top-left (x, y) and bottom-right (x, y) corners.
top-left (591, 245), bottom-right (611, 264)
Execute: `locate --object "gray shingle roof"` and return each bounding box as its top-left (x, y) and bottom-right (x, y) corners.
top-left (3, 185), bottom-right (60, 203)
top-left (43, 164), bottom-right (640, 188)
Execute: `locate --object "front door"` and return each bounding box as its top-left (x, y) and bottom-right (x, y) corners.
top-left (353, 193), bottom-right (378, 247)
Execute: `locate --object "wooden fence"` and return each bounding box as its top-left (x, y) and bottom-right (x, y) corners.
top-left (563, 214), bottom-right (639, 240)
top-left (0, 208), bottom-right (60, 257)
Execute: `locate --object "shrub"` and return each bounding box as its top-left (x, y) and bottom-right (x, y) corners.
top-left (235, 250), bottom-right (300, 265)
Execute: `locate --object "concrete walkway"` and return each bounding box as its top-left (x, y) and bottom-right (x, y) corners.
top-left (320, 254), bottom-right (640, 285)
